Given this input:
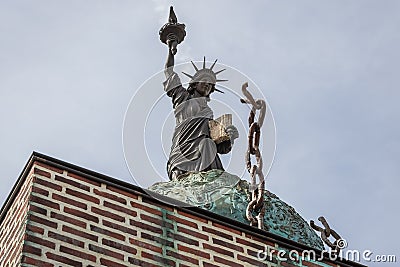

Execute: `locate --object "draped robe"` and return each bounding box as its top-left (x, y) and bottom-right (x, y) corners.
top-left (164, 72), bottom-right (230, 180)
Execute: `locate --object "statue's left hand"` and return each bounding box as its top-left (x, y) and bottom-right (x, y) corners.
top-left (225, 125), bottom-right (239, 145)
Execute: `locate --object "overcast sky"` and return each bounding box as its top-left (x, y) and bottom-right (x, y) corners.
top-left (1, 1), bottom-right (399, 266)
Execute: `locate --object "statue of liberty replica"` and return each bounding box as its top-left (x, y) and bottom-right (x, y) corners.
top-left (160, 8), bottom-right (238, 181)
top-left (149, 7), bottom-right (325, 250)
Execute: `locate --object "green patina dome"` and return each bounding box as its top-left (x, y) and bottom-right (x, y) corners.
top-left (149, 169), bottom-right (324, 250)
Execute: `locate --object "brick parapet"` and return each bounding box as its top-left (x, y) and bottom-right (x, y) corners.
top-left (0, 153), bottom-right (365, 267)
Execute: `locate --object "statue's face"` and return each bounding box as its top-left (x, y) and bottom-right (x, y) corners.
top-left (196, 82), bottom-right (213, 97)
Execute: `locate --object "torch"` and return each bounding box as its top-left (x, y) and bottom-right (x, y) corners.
top-left (159, 6), bottom-right (186, 55)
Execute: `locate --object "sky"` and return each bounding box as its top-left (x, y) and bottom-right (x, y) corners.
top-left (1, 1), bottom-right (399, 266)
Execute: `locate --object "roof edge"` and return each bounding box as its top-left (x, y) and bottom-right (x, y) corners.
top-left (0, 152), bottom-right (366, 267)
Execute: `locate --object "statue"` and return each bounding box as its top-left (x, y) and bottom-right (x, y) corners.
top-left (160, 7), bottom-right (239, 180)
top-left (150, 7), bottom-right (326, 250)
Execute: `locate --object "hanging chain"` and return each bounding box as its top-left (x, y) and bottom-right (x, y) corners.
top-left (310, 216), bottom-right (344, 255)
top-left (241, 82), bottom-right (267, 230)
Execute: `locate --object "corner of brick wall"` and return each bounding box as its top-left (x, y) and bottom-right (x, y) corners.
top-left (0, 168), bottom-right (34, 266)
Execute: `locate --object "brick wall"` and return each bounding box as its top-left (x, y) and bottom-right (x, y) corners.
top-left (0, 154), bottom-right (364, 267)
top-left (0, 168), bottom-right (33, 266)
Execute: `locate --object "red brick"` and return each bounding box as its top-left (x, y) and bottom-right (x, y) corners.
top-left (48, 231), bottom-right (84, 248)
top-left (60, 245), bottom-right (96, 262)
top-left (202, 226), bottom-right (233, 241)
top-left (100, 258), bottom-right (128, 267)
top-left (178, 244), bottom-right (210, 259)
top-left (4, 246), bottom-right (16, 265)
top-left (30, 195), bottom-right (60, 210)
top-left (142, 251), bottom-right (175, 266)
top-left (26, 234), bottom-right (56, 249)
top-left (131, 201), bottom-right (162, 216)
top-left (66, 188), bottom-right (99, 204)
top-left (89, 244), bottom-right (124, 260)
top-left (91, 206), bottom-right (124, 222)
top-left (214, 255), bottom-right (244, 267)
top-left (22, 243), bottom-right (42, 256)
top-left (103, 219), bottom-right (137, 236)
top-left (141, 197), bottom-right (174, 212)
top-left (34, 162), bottom-right (64, 174)
top-left (167, 214), bottom-right (198, 229)
top-left (177, 210), bottom-right (207, 223)
top-left (29, 214), bottom-right (58, 229)
top-left (141, 232), bottom-right (174, 248)
top-left (237, 254), bottom-right (268, 266)
top-left (33, 177), bottom-right (62, 191)
top-left (46, 251), bottom-right (83, 266)
top-left (64, 206), bottom-right (99, 223)
top-left (53, 193), bottom-right (87, 210)
top-left (102, 238), bottom-right (137, 254)
top-left (33, 168), bottom-right (51, 178)
top-left (50, 211), bottom-right (87, 229)
top-left (55, 175), bottom-right (90, 191)
top-left (67, 172), bottom-right (100, 186)
top-left (203, 243), bottom-right (234, 258)
top-left (107, 184), bottom-right (139, 199)
top-left (90, 225), bottom-right (125, 241)
top-left (22, 255), bottom-right (54, 267)
top-left (140, 214), bottom-right (173, 229)
top-left (30, 204), bottom-right (47, 216)
top-left (177, 225), bottom-right (209, 241)
top-left (130, 219), bottom-right (163, 235)
top-left (32, 185), bottom-right (49, 197)
top-left (203, 263), bottom-right (219, 267)
top-left (213, 237), bottom-right (244, 253)
top-left (236, 237), bottom-right (265, 251)
top-left (167, 249), bottom-right (199, 265)
top-left (94, 188), bottom-right (126, 204)
top-left (128, 257), bottom-right (154, 267)
top-left (129, 238), bottom-right (162, 254)
top-left (7, 241), bottom-right (20, 261)
top-left (62, 225), bottom-right (98, 242)
top-left (104, 201), bottom-right (137, 217)
top-left (245, 233), bottom-right (275, 247)
top-left (167, 232), bottom-right (199, 246)
top-left (302, 261), bottom-right (332, 267)
top-left (26, 224), bottom-right (45, 235)
top-left (18, 206), bottom-right (30, 222)
top-left (212, 221), bottom-right (242, 235)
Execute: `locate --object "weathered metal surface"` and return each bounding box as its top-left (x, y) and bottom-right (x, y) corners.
top-left (149, 170), bottom-right (324, 250)
top-left (149, 170), bottom-right (240, 206)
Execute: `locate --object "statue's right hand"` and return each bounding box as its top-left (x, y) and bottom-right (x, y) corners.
top-left (169, 40), bottom-right (178, 55)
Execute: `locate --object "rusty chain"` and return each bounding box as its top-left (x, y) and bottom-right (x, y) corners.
top-left (310, 216), bottom-right (344, 255)
top-left (240, 82), bottom-right (267, 230)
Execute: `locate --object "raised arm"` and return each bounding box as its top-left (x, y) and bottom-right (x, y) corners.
top-left (160, 6), bottom-right (185, 78)
top-left (164, 40), bottom-right (176, 78)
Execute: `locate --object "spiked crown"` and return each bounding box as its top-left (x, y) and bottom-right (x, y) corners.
top-left (182, 57), bottom-right (227, 93)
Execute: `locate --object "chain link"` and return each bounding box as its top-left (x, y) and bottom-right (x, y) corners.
top-left (241, 82), bottom-right (267, 230)
top-left (310, 216), bottom-right (343, 255)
